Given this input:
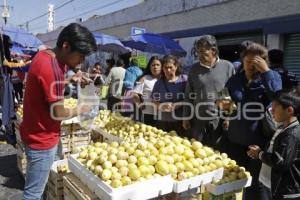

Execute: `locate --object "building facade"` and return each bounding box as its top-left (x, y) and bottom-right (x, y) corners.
top-left (38, 0), bottom-right (300, 79)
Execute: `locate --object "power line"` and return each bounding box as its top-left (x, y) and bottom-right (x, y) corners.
top-left (30, 0), bottom-right (126, 33)
top-left (18, 0), bottom-right (76, 26)
top-left (55, 0), bottom-right (124, 26)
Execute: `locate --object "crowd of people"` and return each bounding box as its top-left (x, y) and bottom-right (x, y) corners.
top-left (1, 22), bottom-right (300, 200)
top-left (94, 35), bottom-right (300, 200)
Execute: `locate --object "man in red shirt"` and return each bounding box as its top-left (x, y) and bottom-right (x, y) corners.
top-left (20, 23), bottom-right (97, 200)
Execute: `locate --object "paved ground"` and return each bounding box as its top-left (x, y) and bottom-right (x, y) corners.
top-left (0, 136), bottom-right (24, 200)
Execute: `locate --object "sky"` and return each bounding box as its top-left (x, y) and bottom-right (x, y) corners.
top-left (0, 0), bottom-right (144, 34)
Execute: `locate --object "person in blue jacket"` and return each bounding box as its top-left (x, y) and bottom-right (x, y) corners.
top-left (222, 43), bottom-right (282, 200)
top-left (123, 58), bottom-right (143, 90)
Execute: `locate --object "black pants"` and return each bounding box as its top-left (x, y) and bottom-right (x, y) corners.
top-left (13, 82), bottom-right (23, 102)
top-left (157, 120), bottom-right (186, 137)
top-left (190, 118), bottom-right (223, 150)
top-left (107, 96), bottom-right (122, 111)
top-left (142, 114), bottom-right (157, 127)
top-left (259, 183), bottom-right (272, 200)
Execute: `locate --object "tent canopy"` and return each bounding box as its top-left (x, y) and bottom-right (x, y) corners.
top-left (122, 32), bottom-right (187, 57)
top-left (93, 33), bottom-right (131, 54)
top-left (1, 26), bottom-right (43, 48)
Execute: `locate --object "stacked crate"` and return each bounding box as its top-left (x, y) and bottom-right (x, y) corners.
top-left (16, 141), bottom-right (26, 177)
top-left (71, 129), bottom-right (91, 154)
top-left (46, 159), bottom-right (70, 200)
top-left (15, 118), bottom-right (27, 177)
top-left (63, 173), bottom-right (100, 200)
top-left (60, 124), bottom-right (73, 158)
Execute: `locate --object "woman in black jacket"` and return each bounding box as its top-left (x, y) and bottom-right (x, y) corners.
top-left (248, 89), bottom-right (300, 200)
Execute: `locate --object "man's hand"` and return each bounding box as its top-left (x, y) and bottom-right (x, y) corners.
top-left (160, 103), bottom-right (173, 112)
top-left (216, 99), bottom-right (232, 111)
top-left (70, 71), bottom-right (93, 86)
top-left (182, 120), bottom-right (191, 130)
top-left (223, 120), bottom-right (229, 129)
top-left (247, 145), bottom-right (262, 159)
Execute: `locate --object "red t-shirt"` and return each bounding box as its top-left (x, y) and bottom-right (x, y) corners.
top-left (20, 50), bottom-right (67, 150)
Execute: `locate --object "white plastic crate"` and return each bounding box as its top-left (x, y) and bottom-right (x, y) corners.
top-left (173, 168), bottom-right (224, 193)
top-left (61, 117), bottom-right (80, 125)
top-left (68, 154), bottom-right (174, 200)
top-left (205, 177), bottom-right (252, 195)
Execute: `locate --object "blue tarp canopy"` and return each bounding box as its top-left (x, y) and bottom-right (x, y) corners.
top-left (1, 26), bottom-right (43, 48)
top-left (122, 32), bottom-right (187, 57)
top-left (93, 33), bottom-right (131, 54)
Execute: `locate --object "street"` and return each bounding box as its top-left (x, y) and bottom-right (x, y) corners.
top-left (0, 137), bottom-right (24, 200)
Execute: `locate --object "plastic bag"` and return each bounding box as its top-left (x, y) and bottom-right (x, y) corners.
top-left (78, 84), bottom-right (100, 130)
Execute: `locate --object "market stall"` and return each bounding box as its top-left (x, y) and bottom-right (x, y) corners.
top-left (15, 103), bottom-right (252, 200)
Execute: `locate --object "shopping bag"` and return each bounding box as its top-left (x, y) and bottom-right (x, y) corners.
top-left (100, 85), bottom-right (109, 99)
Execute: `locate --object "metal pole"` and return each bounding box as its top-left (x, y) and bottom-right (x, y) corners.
top-left (2, 0), bottom-right (10, 24)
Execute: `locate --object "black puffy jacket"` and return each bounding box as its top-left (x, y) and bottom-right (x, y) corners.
top-left (261, 122), bottom-right (300, 199)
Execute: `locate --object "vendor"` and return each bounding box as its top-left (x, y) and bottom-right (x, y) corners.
top-left (20, 23), bottom-right (97, 200)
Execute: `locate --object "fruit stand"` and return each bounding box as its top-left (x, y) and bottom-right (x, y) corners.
top-left (15, 100), bottom-right (252, 200)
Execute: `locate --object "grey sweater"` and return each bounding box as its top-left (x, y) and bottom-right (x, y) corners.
top-left (184, 59), bottom-right (235, 119)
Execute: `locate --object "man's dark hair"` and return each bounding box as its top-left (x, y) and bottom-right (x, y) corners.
top-left (191, 35), bottom-right (219, 58)
top-left (56, 23), bottom-right (97, 55)
top-left (116, 59), bottom-right (125, 67)
top-left (273, 89), bottom-right (300, 116)
top-left (94, 62), bottom-right (101, 67)
top-left (268, 49), bottom-right (284, 68)
top-left (130, 58), bottom-right (139, 66)
top-left (106, 58), bottom-right (115, 66)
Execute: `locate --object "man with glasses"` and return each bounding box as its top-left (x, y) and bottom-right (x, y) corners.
top-left (183, 35), bottom-right (234, 148)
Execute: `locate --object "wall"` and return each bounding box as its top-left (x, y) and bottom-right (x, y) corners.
top-left (38, 0), bottom-right (300, 49)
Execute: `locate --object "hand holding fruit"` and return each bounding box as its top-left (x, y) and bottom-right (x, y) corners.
top-left (216, 99), bottom-right (232, 110)
top-left (247, 145), bottom-right (261, 159)
top-left (160, 103), bottom-right (173, 112)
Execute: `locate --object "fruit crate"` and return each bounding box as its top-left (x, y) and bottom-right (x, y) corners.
top-left (17, 155), bottom-right (26, 177)
top-left (71, 130), bottom-right (91, 151)
top-left (92, 127), bottom-right (122, 143)
top-left (61, 117), bottom-right (80, 126)
top-left (205, 177), bottom-right (252, 195)
top-left (47, 159), bottom-right (70, 200)
top-left (68, 154), bottom-right (174, 200)
top-left (14, 121), bottom-right (22, 143)
top-left (91, 130), bottom-right (104, 143)
top-left (63, 173), bottom-right (100, 200)
top-left (173, 168), bottom-right (224, 193)
top-left (16, 143), bottom-right (26, 177)
top-left (15, 113), bottom-right (22, 124)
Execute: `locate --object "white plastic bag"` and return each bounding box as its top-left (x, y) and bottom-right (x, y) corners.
top-left (78, 84), bottom-right (99, 129)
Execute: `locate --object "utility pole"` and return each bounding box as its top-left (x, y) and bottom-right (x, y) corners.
top-left (48, 4), bottom-right (54, 32)
top-left (1, 0), bottom-right (11, 24)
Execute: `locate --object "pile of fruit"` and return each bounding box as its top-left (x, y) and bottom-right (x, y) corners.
top-left (64, 98), bottom-right (78, 109)
top-left (57, 163), bottom-right (69, 173)
top-left (212, 164), bottom-right (251, 185)
top-left (16, 98), bottom-right (78, 120)
top-left (92, 110), bottom-right (179, 143)
top-left (16, 104), bottom-right (23, 119)
top-left (93, 110), bottom-right (118, 128)
top-left (76, 135), bottom-right (233, 188)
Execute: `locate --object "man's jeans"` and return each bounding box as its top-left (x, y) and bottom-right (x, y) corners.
top-left (23, 145), bottom-right (57, 200)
